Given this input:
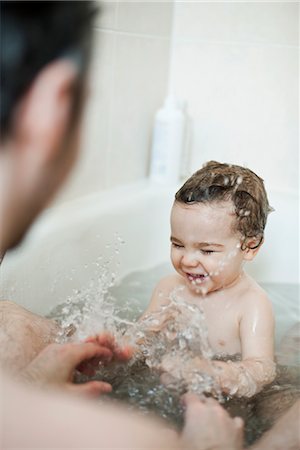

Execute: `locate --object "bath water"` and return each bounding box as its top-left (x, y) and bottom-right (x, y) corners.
top-left (49, 262), bottom-right (300, 446)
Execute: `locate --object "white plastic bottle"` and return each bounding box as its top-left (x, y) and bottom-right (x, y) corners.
top-left (149, 95), bottom-right (186, 185)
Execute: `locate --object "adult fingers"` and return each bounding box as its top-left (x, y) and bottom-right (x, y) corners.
top-left (181, 393), bottom-right (206, 408)
top-left (113, 345), bottom-right (133, 362)
top-left (85, 333), bottom-right (115, 350)
top-left (63, 342), bottom-right (113, 368)
top-left (85, 333), bottom-right (133, 362)
top-left (233, 417), bottom-right (244, 429)
top-left (96, 335), bottom-right (134, 362)
top-left (76, 351), bottom-right (114, 375)
top-left (232, 416), bottom-right (244, 447)
top-left (66, 380), bottom-right (112, 398)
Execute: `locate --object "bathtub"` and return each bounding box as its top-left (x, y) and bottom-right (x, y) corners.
top-left (1, 180), bottom-right (299, 318)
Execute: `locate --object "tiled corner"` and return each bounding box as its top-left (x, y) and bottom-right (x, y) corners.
top-left (94, 0), bottom-right (118, 30)
top-left (116, 0), bottom-right (173, 36)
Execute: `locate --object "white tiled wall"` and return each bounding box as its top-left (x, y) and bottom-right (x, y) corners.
top-left (56, 1), bottom-right (173, 202)
top-left (172, 1), bottom-right (299, 194)
top-left (56, 1), bottom-right (298, 203)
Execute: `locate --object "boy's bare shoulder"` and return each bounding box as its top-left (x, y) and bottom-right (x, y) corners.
top-left (153, 273), bottom-right (184, 295)
top-left (240, 274), bottom-right (273, 312)
top-left (143, 274), bottom-right (184, 315)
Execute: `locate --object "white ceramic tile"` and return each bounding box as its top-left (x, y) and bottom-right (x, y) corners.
top-left (116, 0), bottom-right (173, 36)
top-left (174, 2), bottom-right (298, 46)
top-left (94, 0), bottom-right (118, 29)
top-left (55, 31), bottom-right (115, 203)
top-left (107, 33), bottom-right (171, 186)
top-left (172, 41), bottom-right (298, 192)
top-left (89, 26), bottom-right (115, 74)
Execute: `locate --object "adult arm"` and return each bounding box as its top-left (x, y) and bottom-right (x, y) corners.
top-left (2, 373), bottom-right (244, 449)
top-left (250, 400), bottom-right (300, 450)
top-left (0, 300), bottom-right (59, 371)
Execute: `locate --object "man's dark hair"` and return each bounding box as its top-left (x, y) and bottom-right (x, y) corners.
top-left (1, 1), bottom-right (97, 138)
top-left (175, 161), bottom-right (273, 250)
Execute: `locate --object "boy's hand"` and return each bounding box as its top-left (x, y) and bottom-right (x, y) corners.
top-left (159, 354), bottom-right (215, 387)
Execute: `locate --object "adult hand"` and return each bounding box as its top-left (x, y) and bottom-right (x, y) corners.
top-left (181, 394), bottom-right (244, 450)
top-left (80, 332), bottom-right (133, 373)
top-left (20, 341), bottom-right (117, 397)
top-left (84, 332), bottom-right (133, 363)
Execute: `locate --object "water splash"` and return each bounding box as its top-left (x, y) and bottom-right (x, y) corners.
top-left (49, 233), bottom-right (130, 342)
top-left (126, 286), bottom-right (220, 398)
top-left (49, 258), bottom-right (300, 444)
top-left (49, 258), bottom-right (223, 425)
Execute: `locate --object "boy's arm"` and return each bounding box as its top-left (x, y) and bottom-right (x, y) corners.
top-left (211, 293), bottom-right (276, 397)
top-left (128, 275), bottom-right (178, 353)
top-left (139, 275), bottom-right (176, 322)
top-left (159, 292), bottom-right (275, 398)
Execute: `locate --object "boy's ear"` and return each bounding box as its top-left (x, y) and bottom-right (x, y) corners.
top-left (12, 59), bottom-right (79, 164)
top-left (242, 237), bottom-right (264, 261)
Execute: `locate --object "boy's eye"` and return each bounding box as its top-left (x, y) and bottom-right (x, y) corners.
top-left (201, 250), bottom-right (214, 255)
top-left (172, 243), bottom-right (183, 248)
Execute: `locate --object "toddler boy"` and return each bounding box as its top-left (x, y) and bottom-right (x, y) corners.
top-left (141, 161), bottom-right (276, 398)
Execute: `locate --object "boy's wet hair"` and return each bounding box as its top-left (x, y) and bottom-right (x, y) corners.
top-left (175, 161), bottom-right (273, 250)
top-left (1, 1), bottom-right (98, 139)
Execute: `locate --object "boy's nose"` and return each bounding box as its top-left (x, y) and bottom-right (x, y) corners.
top-left (181, 252), bottom-right (200, 267)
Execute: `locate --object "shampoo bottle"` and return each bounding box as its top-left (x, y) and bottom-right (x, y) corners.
top-left (149, 95), bottom-right (186, 184)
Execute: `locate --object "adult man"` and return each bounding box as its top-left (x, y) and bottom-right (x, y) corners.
top-left (1, 3), bottom-right (298, 450)
top-left (0, 2), bottom-right (244, 449)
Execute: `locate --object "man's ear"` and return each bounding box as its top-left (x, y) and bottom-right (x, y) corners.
top-left (12, 59), bottom-right (79, 163)
top-left (243, 237), bottom-right (264, 261)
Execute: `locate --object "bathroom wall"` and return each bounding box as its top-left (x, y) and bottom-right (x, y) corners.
top-left (55, 1), bottom-right (298, 203)
top-left (56, 1), bottom-right (173, 203)
top-left (171, 2), bottom-right (299, 195)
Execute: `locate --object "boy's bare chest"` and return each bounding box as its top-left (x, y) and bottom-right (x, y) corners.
top-left (205, 307), bottom-right (241, 355)
top-left (189, 295), bottom-right (242, 355)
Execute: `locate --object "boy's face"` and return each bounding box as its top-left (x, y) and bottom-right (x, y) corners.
top-left (170, 200), bottom-right (246, 296)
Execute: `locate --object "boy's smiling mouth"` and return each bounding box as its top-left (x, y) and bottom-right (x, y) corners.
top-left (186, 273), bottom-right (209, 284)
